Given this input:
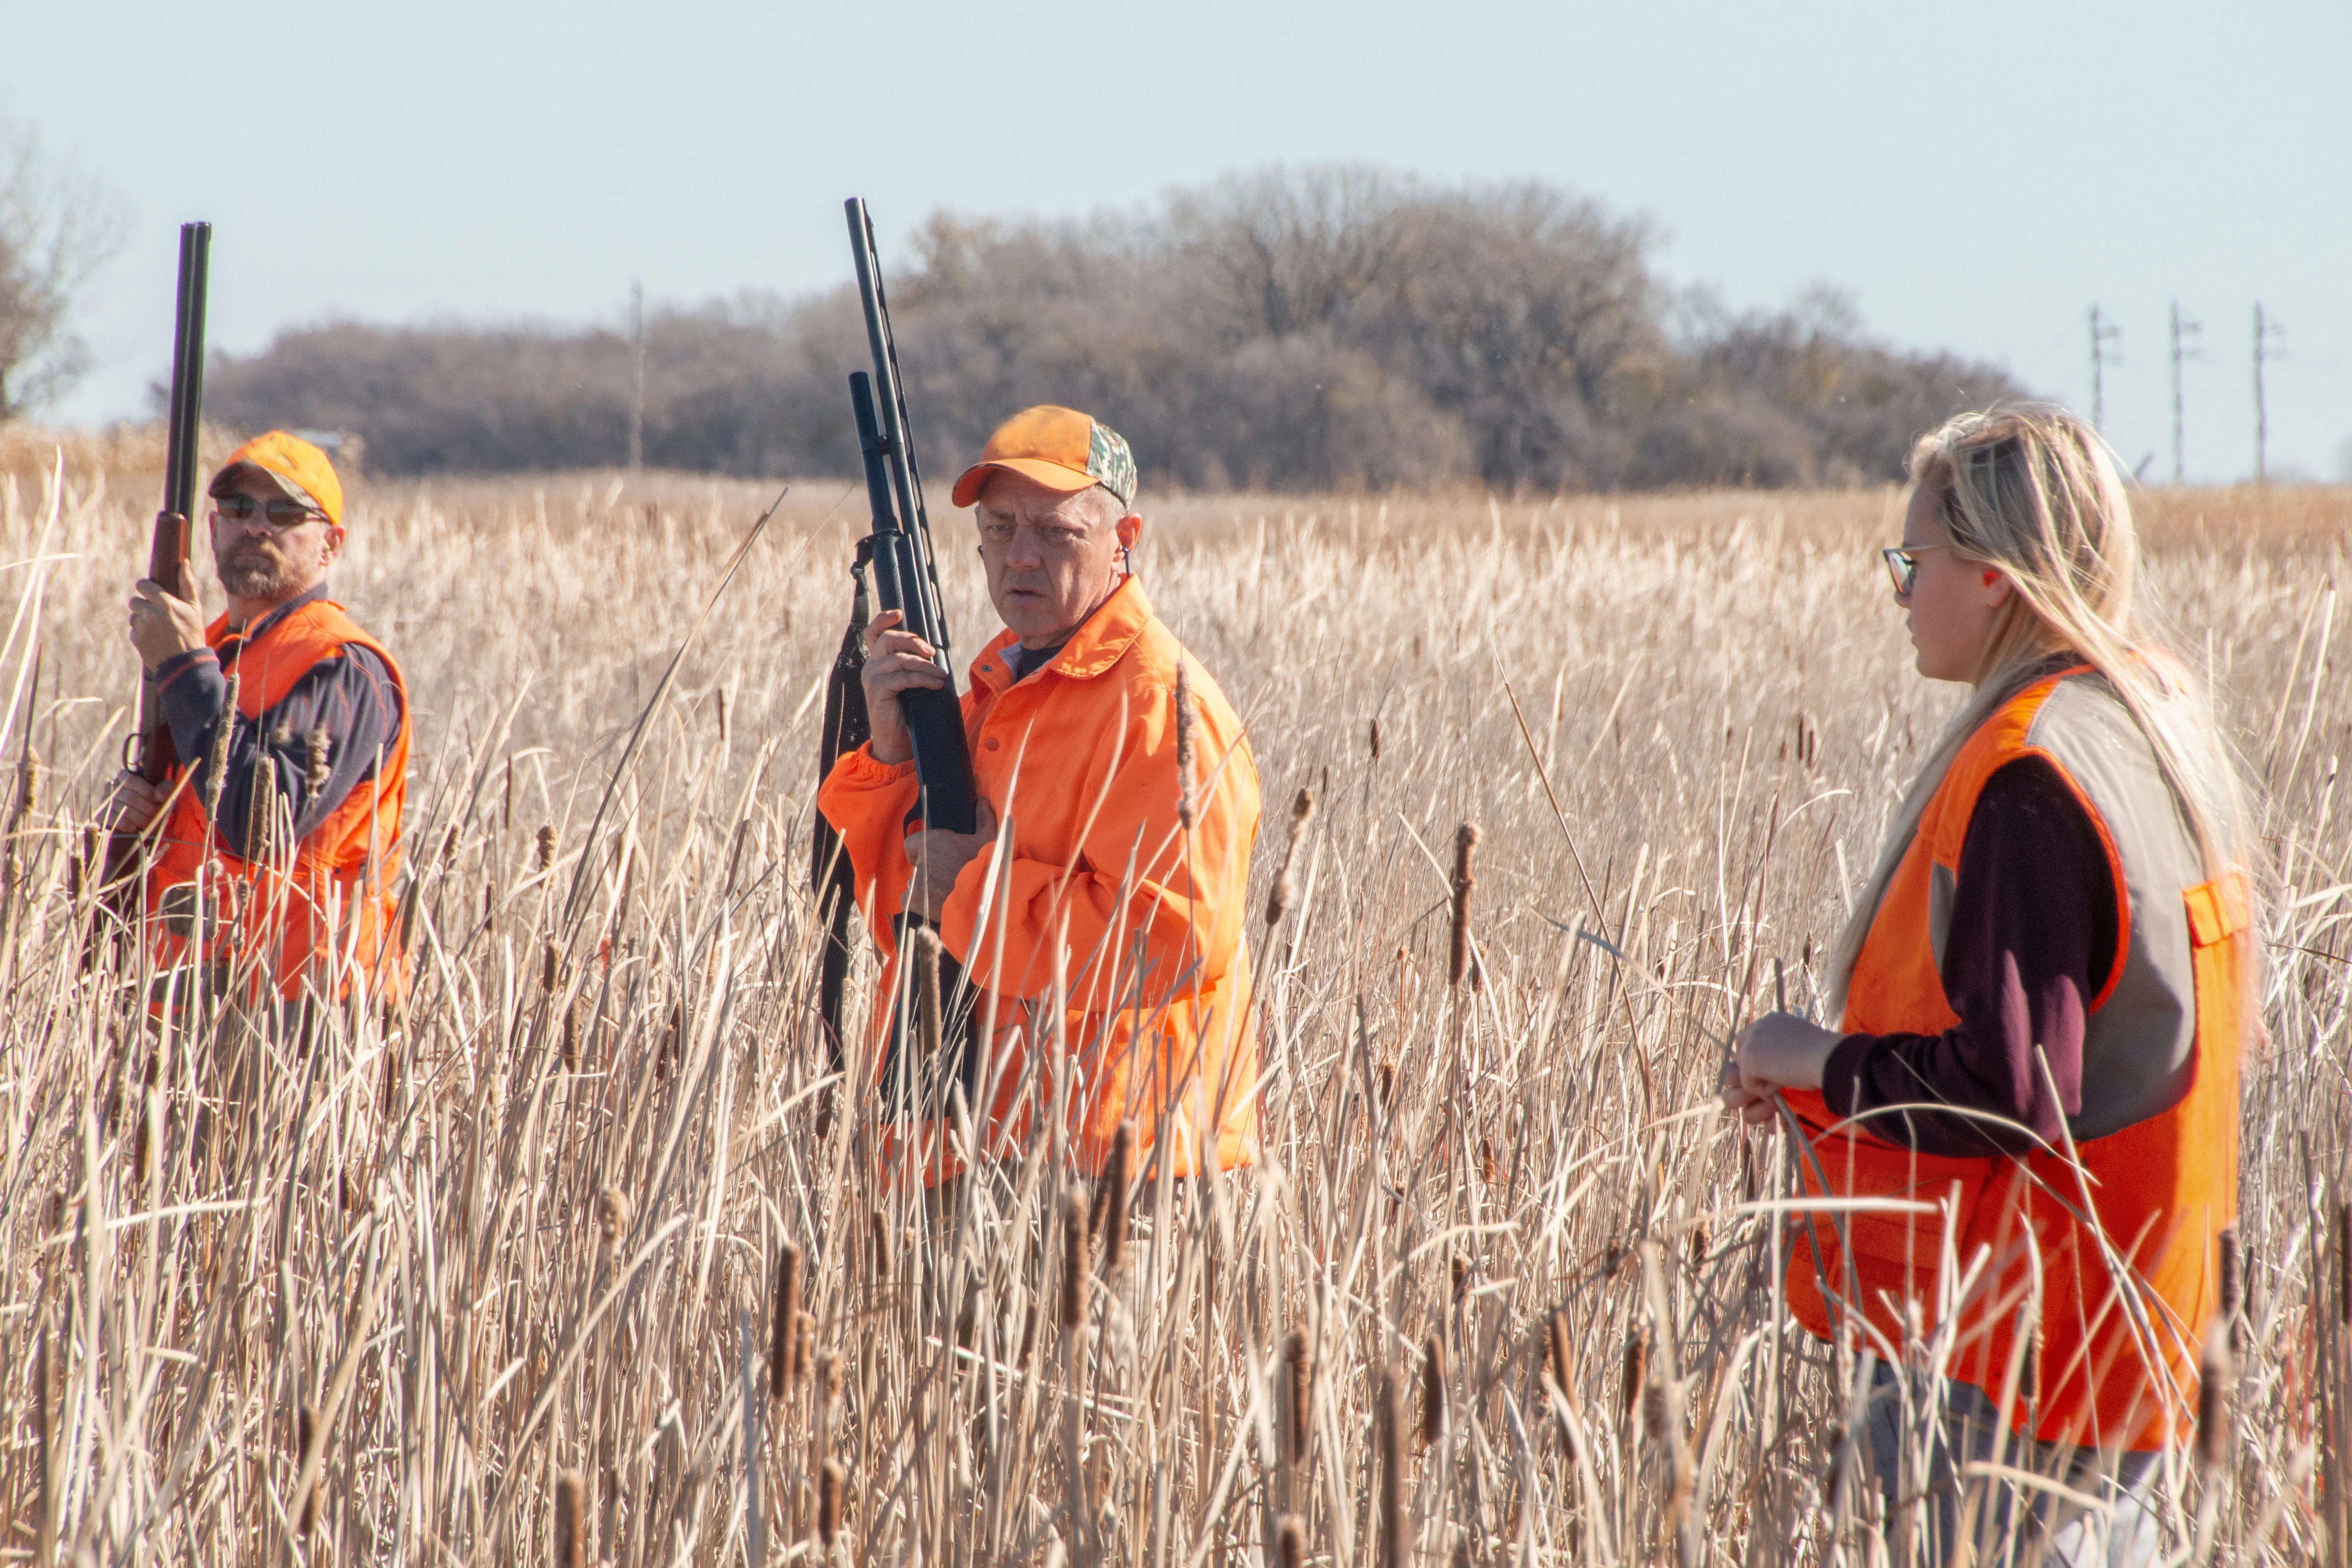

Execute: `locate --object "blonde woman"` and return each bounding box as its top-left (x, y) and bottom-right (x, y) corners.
top-left (1723, 407), bottom-right (2254, 1564)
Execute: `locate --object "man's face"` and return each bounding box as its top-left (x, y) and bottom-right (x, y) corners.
top-left (974, 470), bottom-right (1140, 648)
top-left (209, 470), bottom-right (342, 607)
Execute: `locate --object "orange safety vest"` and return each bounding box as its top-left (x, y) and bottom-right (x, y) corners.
top-left (817, 576), bottom-right (1260, 1181)
top-left (1783, 665), bottom-right (2246, 1452)
top-left (142, 597), bottom-right (410, 1003)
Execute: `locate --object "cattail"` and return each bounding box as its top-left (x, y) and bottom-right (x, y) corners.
top-left (2335, 1201), bottom-right (2350, 1326)
top-left (1478, 1136), bottom-right (1496, 1187)
top-left (15, 744), bottom-right (43, 819)
top-left (1544, 1306), bottom-right (1576, 1403)
top-left (202, 672), bottom-right (240, 819)
top-left (1368, 717), bottom-right (1382, 762)
top-left (2196, 1315), bottom-right (2234, 1471)
top-left (1058, 1191), bottom-right (1088, 1332)
top-left (913, 927), bottom-right (943, 1062)
top-left (770, 1242), bottom-right (802, 1397)
top-left (1450, 1253), bottom-right (1470, 1302)
top-left (1797, 710), bottom-right (1818, 770)
top-left (1174, 662), bottom-right (1197, 830)
top-left (1265, 787), bottom-right (1315, 927)
top-left (1376, 1060), bottom-right (1395, 1110)
top-left (1376, 1369), bottom-right (1403, 1568)
top-left (1690, 1223), bottom-right (1708, 1269)
top-left (1282, 1329), bottom-right (1312, 1466)
top-left (1448, 822), bottom-right (1479, 987)
top-left (1015, 1297), bottom-right (1040, 1373)
top-left (440, 822), bottom-right (461, 867)
top-left (1103, 1120), bottom-right (1135, 1276)
top-left (501, 754), bottom-right (514, 830)
top-left (796, 1311), bottom-right (815, 1385)
top-left (554, 1469), bottom-right (585, 1568)
top-left (295, 1401), bottom-right (320, 1534)
top-left (1275, 1514), bottom-right (1305, 1568)
top-left (1821, 1419), bottom-right (1849, 1509)
top-left (482, 877), bottom-right (496, 934)
top-left (561, 998), bottom-right (580, 1072)
top-left (535, 824), bottom-right (556, 870)
top-left (1621, 1326), bottom-right (1648, 1434)
top-left (2217, 1226), bottom-right (2242, 1352)
top-left (1419, 1333), bottom-right (1446, 1446)
top-left (869, 1204), bottom-right (891, 1284)
top-left (816, 1457), bottom-right (845, 1547)
top-left (305, 726), bottom-right (331, 791)
top-left (596, 1187), bottom-right (629, 1250)
top-left (715, 686), bottom-right (730, 746)
top-left (541, 938), bottom-right (559, 995)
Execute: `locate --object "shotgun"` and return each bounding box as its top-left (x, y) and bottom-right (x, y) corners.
top-left (809, 198), bottom-right (981, 1110)
top-left (103, 220), bottom-right (210, 901)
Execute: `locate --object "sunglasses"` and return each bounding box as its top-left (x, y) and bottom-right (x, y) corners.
top-left (1880, 542), bottom-right (1948, 597)
top-left (214, 494), bottom-right (326, 528)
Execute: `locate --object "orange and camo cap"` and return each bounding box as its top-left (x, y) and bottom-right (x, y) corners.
top-left (209, 430), bottom-right (345, 527)
top-left (951, 405), bottom-right (1137, 510)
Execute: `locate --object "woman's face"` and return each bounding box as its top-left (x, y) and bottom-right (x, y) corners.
top-left (1896, 485), bottom-right (2013, 683)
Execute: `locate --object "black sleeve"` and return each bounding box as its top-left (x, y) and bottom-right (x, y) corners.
top-left (160, 645), bottom-right (403, 857)
top-left (1820, 755), bottom-right (2117, 1156)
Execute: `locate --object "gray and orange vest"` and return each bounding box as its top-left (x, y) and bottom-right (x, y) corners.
top-left (142, 598), bottom-right (410, 1003)
top-left (1782, 664), bottom-right (2247, 1452)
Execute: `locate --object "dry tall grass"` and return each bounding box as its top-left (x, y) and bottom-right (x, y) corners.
top-left (0, 441), bottom-right (2345, 1567)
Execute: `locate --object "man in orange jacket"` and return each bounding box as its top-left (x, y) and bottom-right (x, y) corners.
top-left (818, 406), bottom-right (1260, 1180)
top-left (109, 431), bottom-right (410, 1011)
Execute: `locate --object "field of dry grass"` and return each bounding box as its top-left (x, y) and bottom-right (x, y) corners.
top-left (0, 427), bottom-right (2346, 1567)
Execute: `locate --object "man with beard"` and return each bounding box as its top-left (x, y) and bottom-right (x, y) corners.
top-left (109, 431), bottom-right (410, 1009)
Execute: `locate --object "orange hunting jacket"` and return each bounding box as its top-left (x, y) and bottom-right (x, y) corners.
top-left (817, 577), bottom-right (1261, 1179)
top-left (1782, 666), bottom-right (2246, 1451)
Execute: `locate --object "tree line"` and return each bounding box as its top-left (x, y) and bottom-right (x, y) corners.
top-left (202, 168), bottom-right (2028, 490)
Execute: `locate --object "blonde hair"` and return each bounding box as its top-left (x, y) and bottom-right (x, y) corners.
top-left (1827, 405), bottom-right (2254, 1009)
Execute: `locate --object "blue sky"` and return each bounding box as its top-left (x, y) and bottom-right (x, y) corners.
top-left (7, 0), bottom-right (2347, 483)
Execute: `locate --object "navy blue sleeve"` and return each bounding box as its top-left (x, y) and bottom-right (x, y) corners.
top-left (1820, 755), bottom-right (2118, 1156)
top-left (158, 645), bottom-right (402, 857)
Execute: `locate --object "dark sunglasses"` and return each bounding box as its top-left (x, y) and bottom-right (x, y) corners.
top-left (214, 494), bottom-right (326, 528)
top-left (1880, 542), bottom-right (1948, 597)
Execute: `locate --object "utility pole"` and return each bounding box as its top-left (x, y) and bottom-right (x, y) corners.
top-left (2253, 302), bottom-right (2284, 485)
top-left (628, 278), bottom-right (646, 472)
top-left (2168, 301), bottom-right (2200, 484)
top-left (2089, 305), bottom-right (2121, 430)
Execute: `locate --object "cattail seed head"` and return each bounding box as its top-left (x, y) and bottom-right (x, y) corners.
top-left (296, 1401), bottom-right (321, 1534)
top-left (2196, 1316), bottom-right (2234, 1472)
top-left (305, 727), bottom-right (331, 790)
top-left (202, 672), bottom-right (240, 818)
top-left (541, 938), bottom-right (559, 995)
top-left (770, 1242), bottom-right (802, 1397)
top-left (1174, 663), bottom-right (1197, 831)
top-left (1058, 1191), bottom-right (1088, 1332)
top-left (817, 1457), bottom-right (845, 1547)
top-left (796, 1310), bottom-right (815, 1384)
top-left (1450, 1253), bottom-right (1469, 1301)
top-left (1368, 717), bottom-right (1382, 762)
top-left (1265, 787), bottom-right (1315, 928)
top-left (1015, 1296), bottom-right (1040, 1373)
top-left (913, 927), bottom-right (943, 1062)
top-left (1275, 1514), bottom-right (1306, 1568)
top-left (1690, 1223), bottom-right (1708, 1269)
top-left (554, 1470), bottom-right (585, 1568)
top-left (1375, 1369), bottom-right (1403, 1568)
top-left (870, 1205), bottom-right (891, 1283)
top-left (1448, 822), bottom-right (1480, 987)
top-left (1545, 1306), bottom-right (1577, 1411)
top-left (596, 1186), bottom-right (629, 1249)
top-left (1419, 1333), bottom-right (1446, 1447)
top-left (1376, 1060), bottom-right (1395, 1110)
top-left (1281, 1329), bottom-right (1312, 1467)
top-left (1621, 1326), bottom-right (1648, 1433)
top-left (1103, 1120), bottom-right (1135, 1277)
top-left (1478, 1136), bottom-right (1496, 1187)
top-left (440, 822), bottom-right (460, 867)
top-left (535, 824), bottom-right (556, 870)
top-left (14, 746), bottom-right (41, 819)
top-left (2335, 1201), bottom-right (2349, 1326)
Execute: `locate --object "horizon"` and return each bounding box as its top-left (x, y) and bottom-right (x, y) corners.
top-left (5, 0), bottom-right (2347, 485)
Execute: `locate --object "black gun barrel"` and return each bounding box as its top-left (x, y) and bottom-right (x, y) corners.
top-left (845, 198), bottom-right (949, 650)
top-left (163, 222), bottom-right (211, 525)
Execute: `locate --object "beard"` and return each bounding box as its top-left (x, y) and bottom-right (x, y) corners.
top-left (216, 541), bottom-right (297, 600)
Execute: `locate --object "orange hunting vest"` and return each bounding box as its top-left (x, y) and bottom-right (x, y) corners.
top-left (1783, 665), bottom-right (2246, 1452)
top-left (142, 598), bottom-right (410, 1003)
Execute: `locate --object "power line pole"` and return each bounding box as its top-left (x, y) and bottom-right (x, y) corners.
top-left (2089, 304), bottom-right (2121, 430)
top-left (2169, 301), bottom-right (2200, 484)
top-left (2253, 302), bottom-right (2284, 485)
top-left (628, 278), bottom-right (646, 473)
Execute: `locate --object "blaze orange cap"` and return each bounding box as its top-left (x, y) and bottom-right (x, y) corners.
top-left (209, 430), bottom-right (345, 528)
top-left (951, 405), bottom-right (1138, 510)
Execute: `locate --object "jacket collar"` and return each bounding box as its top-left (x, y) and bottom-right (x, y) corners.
top-left (974, 576), bottom-right (1154, 693)
top-left (209, 581), bottom-right (334, 649)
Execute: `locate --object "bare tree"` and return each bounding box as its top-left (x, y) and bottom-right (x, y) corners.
top-left (0, 119), bottom-right (125, 420)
